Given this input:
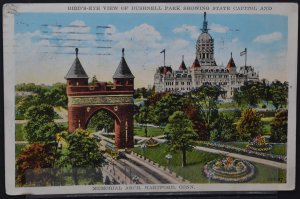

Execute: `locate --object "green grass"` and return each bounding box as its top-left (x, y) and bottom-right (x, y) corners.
top-left (217, 102), bottom-right (239, 109)
top-left (132, 144), bottom-right (286, 183)
top-left (250, 164), bottom-right (286, 183)
top-left (261, 117), bottom-right (274, 122)
top-left (262, 123), bottom-right (272, 135)
top-left (261, 117), bottom-right (274, 136)
top-left (226, 143), bottom-right (286, 156)
top-left (15, 144), bottom-right (27, 158)
top-left (15, 124), bottom-right (25, 141)
top-left (132, 144), bottom-right (221, 183)
top-left (134, 126), bottom-right (164, 137)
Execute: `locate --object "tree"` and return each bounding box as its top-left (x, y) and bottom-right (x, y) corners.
top-left (87, 110), bottom-right (115, 133)
top-left (182, 100), bottom-right (208, 140)
top-left (134, 105), bottom-right (153, 137)
top-left (269, 81), bottom-right (288, 109)
top-left (16, 144), bottom-right (55, 186)
top-left (152, 93), bottom-right (187, 126)
top-left (164, 111), bottom-right (197, 167)
top-left (189, 85), bottom-right (220, 140)
top-left (45, 83), bottom-right (68, 108)
top-left (236, 109), bottom-right (263, 141)
top-left (210, 114), bottom-right (237, 142)
top-left (270, 109), bottom-right (288, 143)
top-left (62, 129), bottom-right (106, 185)
top-left (24, 104), bottom-right (64, 144)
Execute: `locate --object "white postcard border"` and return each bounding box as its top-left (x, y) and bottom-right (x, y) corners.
top-left (3, 2), bottom-right (298, 195)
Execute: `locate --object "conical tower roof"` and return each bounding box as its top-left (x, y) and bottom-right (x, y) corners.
top-left (226, 52), bottom-right (236, 69)
top-left (191, 57), bottom-right (201, 69)
top-left (179, 55), bottom-right (187, 70)
top-left (65, 48), bottom-right (88, 79)
top-left (113, 48), bottom-right (135, 79)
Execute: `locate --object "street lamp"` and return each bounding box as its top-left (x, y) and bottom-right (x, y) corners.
top-left (141, 143), bottom-right (147, 155)
top-left (165, 154), bottom-right (173, 168)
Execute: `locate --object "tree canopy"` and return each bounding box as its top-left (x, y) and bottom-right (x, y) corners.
top-left (16, 144), bottom-right (55, 186)
top-left (236, 109), bottom-right (263, 141)
top-left (164, 111), bottom-right (197, 167)
top-left (61, 129), bottom-right (106, 185)
top-left (270, 109), bottom-right (288, 143)
top-left (24, 104), bottom-right (64, 144)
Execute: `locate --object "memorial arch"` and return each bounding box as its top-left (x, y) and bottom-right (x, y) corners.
top-left (65, 48), bottom-right (134, 149)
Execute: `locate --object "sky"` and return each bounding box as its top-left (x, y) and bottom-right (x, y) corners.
top-left (14, 12), bottom-right (288, 88)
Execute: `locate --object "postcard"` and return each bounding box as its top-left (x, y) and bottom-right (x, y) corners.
top-left (3, 2), bottom-right (298, 195)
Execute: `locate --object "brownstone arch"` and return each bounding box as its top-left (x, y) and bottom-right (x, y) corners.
top-left (65, 48), bottom-right (134, 149)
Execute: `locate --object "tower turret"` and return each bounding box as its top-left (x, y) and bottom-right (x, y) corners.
top-left (191, 57), bottom-right (201, 70)
top-left (179, 55), bottom-right (187, 70)
top-left (113, 48), bottom-right (135, 91)
top-left (65, 48), bottom-right (89, 94)
top-left (226, 52), bottom-right (237, 73)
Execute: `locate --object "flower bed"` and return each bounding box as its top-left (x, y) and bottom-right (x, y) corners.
top-left (247, 135), bottom-right (272, 152)
top-left (199, 142), bottom-right (286, 163)
top-left (146, 137), bottom-right (159, 147)
top-left (204, 157), bottom-right (255, 183)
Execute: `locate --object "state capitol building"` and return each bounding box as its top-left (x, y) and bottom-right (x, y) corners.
top-left (154, 12), bottom-right (259, 98)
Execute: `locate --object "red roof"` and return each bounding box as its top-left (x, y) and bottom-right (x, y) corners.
top-left (191, 58), bottom-right (201, 69)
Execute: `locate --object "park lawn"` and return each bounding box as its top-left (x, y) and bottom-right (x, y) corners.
top-left (132, 144), bottom-right (221, 183)
top-left (250, 164), bottom-right (286, 183)
top-left (261, 117), bottom-right (274, 136)
top-left (261, 117), bottom-right (274, 122)
top-left (225, 143), bottom-right (286, 156)
top-left (134, 126), bottom-right (164, 137)
top-left (132, 144), bottom-right (286, 183)
top-left (217, 102), bottom-right (239, 109)
top-left (262, 123), bottom-right (272, 135)
top-left (16, 124), bottom-right (25, 141)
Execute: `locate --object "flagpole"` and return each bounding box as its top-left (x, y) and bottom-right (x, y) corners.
top-left (164, 51), bottom-right (165, 66)
top-left (245, 48), bottom-right (247, 67)
top-left (160, 49), bottom-right (166, 66)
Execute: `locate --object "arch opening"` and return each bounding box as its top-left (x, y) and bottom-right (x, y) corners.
top-left (86, 109), bottom-right (117, 136)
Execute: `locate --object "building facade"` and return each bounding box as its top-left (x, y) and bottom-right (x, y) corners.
top-left (154, 12), bottom-right (259, 98)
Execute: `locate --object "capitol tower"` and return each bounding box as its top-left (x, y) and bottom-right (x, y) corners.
top-left (196, 12), bottom-right (217, 66)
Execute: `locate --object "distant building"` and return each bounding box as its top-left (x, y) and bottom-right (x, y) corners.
top-left (154, 12), bottom-right (259, 98)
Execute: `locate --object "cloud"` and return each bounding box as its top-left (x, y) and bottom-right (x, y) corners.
top-left (108, 23), bottom-right (162, 49)
top-left (253, 32), bottom-right (283, 43)
top-left (209, 23), bottom-right (229, 33)
top-left (173, 24), bottom-right (199, 39)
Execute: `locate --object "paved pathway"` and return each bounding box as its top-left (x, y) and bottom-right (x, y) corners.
top-left (194, 146), bottom-right (287, 169)
top-left (125, 153), bottom-right (185, 184)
